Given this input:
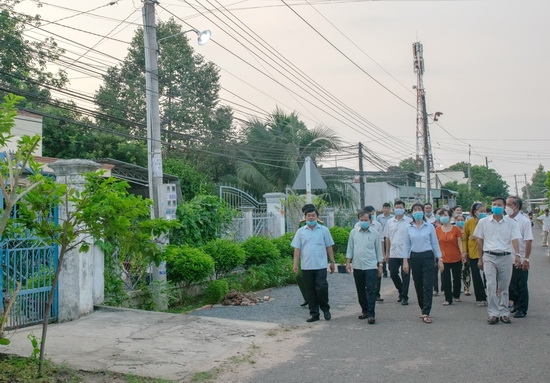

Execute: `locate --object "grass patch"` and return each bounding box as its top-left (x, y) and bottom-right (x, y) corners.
top-left (0, 353), bottom-right (175, 383)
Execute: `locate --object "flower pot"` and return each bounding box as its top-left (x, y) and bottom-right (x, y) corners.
top-left (337, 264), bottom-right (347, 274)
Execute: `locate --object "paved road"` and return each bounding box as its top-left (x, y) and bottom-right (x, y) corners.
top-left (230, 227), bottom-right (550, 383)
top-left (3, 226), bottom-right (549, 382)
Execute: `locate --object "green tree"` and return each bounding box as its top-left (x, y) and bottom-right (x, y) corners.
top-left (470, 165), bottom-right (508, 197)
top-left (94, 18), bottom-right (234, 177)
top-left (442, 181), bottom-right (484, 209)
top-left (17, 172), bottom-right (175, 375)
top-left (232, 108), bottom-right (341, 197)
top-left (0, 2), bottom-right (67, 106)
top-left (385, 157), bottom-right (420, 185)
top-left (522, 164), bottom-right (547, 199)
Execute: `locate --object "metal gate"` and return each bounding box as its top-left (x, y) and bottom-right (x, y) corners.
top-left (1, 220), bottom-right (58, 330)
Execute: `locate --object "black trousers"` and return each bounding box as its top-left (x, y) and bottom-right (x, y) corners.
top-left (302, 268), bottom-right (330, 316)
top-left (509, 266), bottom-right (529, 313)
top-left (353, 268), bottom-right (377, 317)
top-left (410, 251), bottom-right (435, 316)
top-left (469, 258), bottom-right (487, 301)
top-left (441, 261), bottom-right (462, 303)
top-left (389, 258), bottom-right (410, 300)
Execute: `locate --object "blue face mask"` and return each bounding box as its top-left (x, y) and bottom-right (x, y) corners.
top-left (394, 208), bottom-right (405, 216)
top-left (456, 221), bottom-right (465, 228)
top-left (412, 211), bottom-right (424, 221)
top-left (307, 220), bottom-right (317, 226)
top-left (435, 214), bottom-right (441, 221)
top-left (478, 213), bottom-right (488, 219)
top-left (440, 216), bottom-right (450, 224)
top-left (425, 212), bottom-right (433, 217)
top-left (360, 221), bottom-right (370, 230)
top-left (491, 206), bottom-right (504, 215)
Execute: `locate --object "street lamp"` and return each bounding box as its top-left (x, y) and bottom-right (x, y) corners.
top-left (142, 0), bottom-right (210, 309)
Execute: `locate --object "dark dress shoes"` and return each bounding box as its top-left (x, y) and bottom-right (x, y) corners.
top-left (401, 299), bottom-right (409, 306)
top-left (306, 315), bottom-right (320, 323)
top-left (513, 311), bottom-right (527, 318)
top-left (300, 301), bottom-right (308, 307)
top-left (367, 317), bottom-right (376, 324)
top-left (358, 314), bottom-right (368, 320)
top-left (323, 311), bottom-right (331, 321)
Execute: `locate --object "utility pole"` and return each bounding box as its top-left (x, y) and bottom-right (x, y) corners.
top-left (467, 145), bottom-right (472, 191)
top-left (358, 143), bottom-right (365, 209)
top-left (485, 157), bottom-right (489, 169)
top-left (514, 175), bottom-right (519, 196)
top-left (524, 174), bottom-right (532, 212)
top-left (413, 42), bottom-right (433, 203)
top-left (143, 0), bottom-right (167, 310)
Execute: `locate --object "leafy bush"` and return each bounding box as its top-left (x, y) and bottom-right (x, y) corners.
top-left (202, 239), bottom-right (246, 278)
top-left (241, 258), bottom-right (294, 291)
top-left (204, 279), bottom-right (229, 304)
top-left (329, 226), bottom-right (352, 254)
top-left (271, 232), bottom-right (295, 258)
top-left (335, 253), bottom-right (347, 265)
top-left (241, 236), bottom-right (280, 268)
top-left (164, 245), bottom-right (214, 286)
top-left (170, 194), bottom-right (236, 247)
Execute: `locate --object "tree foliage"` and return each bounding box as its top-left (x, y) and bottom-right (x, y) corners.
top-left (523, 164), bottom-right (547, 199)
top-left (170, 194), bottom-right (236, 247)
top-left (94, 18), bottom-right (234, 177)
top-left (0, 2), bottom-right (67, 106)
top-left (232, 107), bottom-right (341, 197)
top-left (202, 239), bottom-right (246, 279)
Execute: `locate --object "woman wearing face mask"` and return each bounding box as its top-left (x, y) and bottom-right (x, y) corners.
top-left (455, 215), bottom-right (471, 296)
top-left (462, 202), bottom-right (488, 306)
top-left (403, 203), bottom-right (443, 323)
top-left (436, 210), bottom-right (464, 305)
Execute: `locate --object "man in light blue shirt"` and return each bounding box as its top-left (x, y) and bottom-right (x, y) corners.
top-left (292, 207), bottom-right (335, 323)
top-left (347, 211), bottom-right (383, 324)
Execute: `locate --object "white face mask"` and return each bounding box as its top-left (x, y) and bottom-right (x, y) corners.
top-left (505, 206), bottom-right (514, 216)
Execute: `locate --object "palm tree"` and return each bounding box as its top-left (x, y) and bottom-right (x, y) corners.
top-left (231, 108), bottom-right (341, 197)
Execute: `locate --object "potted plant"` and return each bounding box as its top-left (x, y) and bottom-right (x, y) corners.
top-left (334, 253), bottom-right (347, 274)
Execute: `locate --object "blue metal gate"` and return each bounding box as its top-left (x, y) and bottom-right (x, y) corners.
top-left (1, 217), bottom-right (58, 330)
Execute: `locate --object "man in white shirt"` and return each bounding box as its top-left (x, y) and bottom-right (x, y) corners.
top-left (383, 200), bottom-right (412, 305)
top-left (360, 206), bottom-right (384, 301)
top-left (506, 196), bottom-right (533, 319)
top-left (424, 202), bottom-right (436, 224)
top-left (377, 202), bottom-right (394, 278)
top-left (474, 197), bottom-right (521, 324)
top-left (537, 208), bottom-right (550, 247)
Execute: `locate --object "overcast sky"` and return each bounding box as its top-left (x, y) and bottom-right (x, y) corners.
top-left (13, 0), bottom-right (550, 193)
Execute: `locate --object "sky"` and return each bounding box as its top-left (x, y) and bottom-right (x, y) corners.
top-left (12, 0), bottom-right (550, 193)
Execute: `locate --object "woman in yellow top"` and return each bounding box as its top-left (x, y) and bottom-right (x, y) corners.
top-left (462, 202), bottom-right (488, 307)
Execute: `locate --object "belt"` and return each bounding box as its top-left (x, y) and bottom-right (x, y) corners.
top-left (484, 251), bottom-right (511, 256)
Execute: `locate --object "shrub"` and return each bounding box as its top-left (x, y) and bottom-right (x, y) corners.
top-left (164, 245), bottom-right (214, 286)
top-left (329, 226), bottom-right (352, 254)
top-left (204, 279), bottom-right (229, 304)
top-left (241, 258), bottom-right (294, 291)
top-left (241, 236), bottom-right (280, 268)
top-left (202, 239), bottom-right (246, 278)
top-left (271, 232), bottom-right (295, 259)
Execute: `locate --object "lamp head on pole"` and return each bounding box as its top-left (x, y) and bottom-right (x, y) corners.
top-left (196, 29), bottom-right (211, 46)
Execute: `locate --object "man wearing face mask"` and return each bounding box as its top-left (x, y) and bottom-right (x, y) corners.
top-left (424, 203), bottom-right (436, 224)
top-left (473, 197), bottom-right (521, 324)
top-left (292, 207), bottom-right (336, 323)
top-left (506, 196), bottom-right (533, 318)
top-left (355, 206), bottom-right (385, 302)
top-left (383, 201), bottom-right (413, 305)
top-left (347, 211), bottom-right (383, 324)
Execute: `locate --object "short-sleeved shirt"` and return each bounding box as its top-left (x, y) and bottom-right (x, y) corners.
top-left (354, 220), bottom-right (383, 244)
top-left (291, 224), bottom-right (335, 270)
top-left (346, 227), bottom-right (382, 270)
top-left (508, 212), bottom-right (533, 255)
top-left (383, 216), bottom-right (412, 258)
top-left (436, 225), bottom-right (463, 263)
top-left (473, 215), bottom-right (522, 253)
top-left (462, 218), bottom-right (480, 259)
top-left (538, 214), bottom-right (550, 231)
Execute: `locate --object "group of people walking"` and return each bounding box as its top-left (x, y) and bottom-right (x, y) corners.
top-left (291, 197), bottom-right (535, 325)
